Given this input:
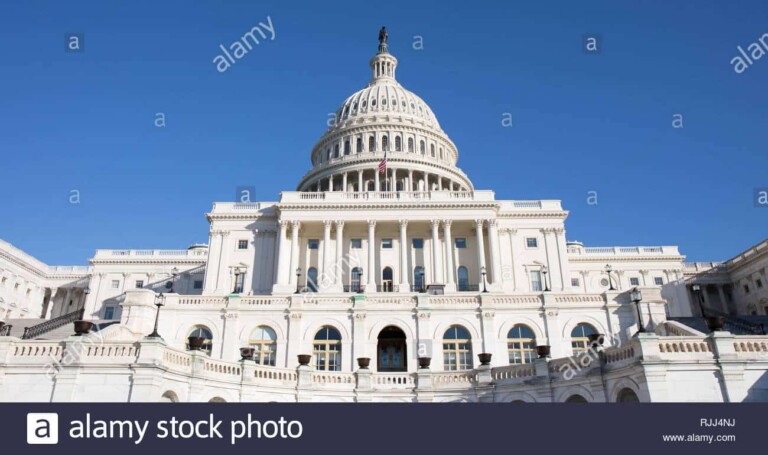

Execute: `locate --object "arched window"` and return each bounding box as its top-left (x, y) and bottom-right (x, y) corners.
top-left (249, 326), bottom-right (277, 366)
top-left (372, 98), bottom-right (377, 107)
top-left (565, 394), bottom-right (588, 403)
top-left (367, 181), bottom-right (375, 191)
top-left (443, 325), bottom-right (473, 371)
top-left (395, 136), bottom-right (402, 151)
top-left (344, 140), bottom-right (350, 155)
top-left (408, 138), bottom-right (414, 153)
top-left (307, 267), bottom-right (318, 292)
top-left (413, 266), bottom-right (425, 292)
top-left (382, 267), bottom-right (393, 292)
top-left (313, 326), bottom-right (342, 371)
top-left (617, 388), bottom-right (640, 403)
top-left (507, 324), bottom-right (536, 364)
top-left (326, 148), bottom-right (331, 161)
top-left (396, 180), bottom-right (403, 191)
top-left (351, 267), bottom-right (363, 293)
top-left (420, 140), bottom-right (426, 154)
top-left (333, 144), bottom-right (339, 159)
top-left (439, 148), bottom-right (444, 159)
top-left (430, 144), bottom-right (435, 157)
top-left (382, 136), bottom-right (389, 151)
top-left (187, 326), bottom-right (213, 355)
top-left (457, 266), bottom-right (469, 291)
top-left (356, 137), bottom-right (363, 153)
top-left (369, 136), bottom-right (376, 152)
top-left (571, 323), bottom-right (597, 354)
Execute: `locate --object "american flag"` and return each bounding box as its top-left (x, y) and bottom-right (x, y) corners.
top-left (378, 150), bottom-right (387, 174)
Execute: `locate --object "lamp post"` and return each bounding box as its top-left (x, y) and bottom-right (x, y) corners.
top-left (295, 267), bottom-right (302, 294)
top-left (81, 287), bottom-right (91, 318)
top-left (417, 269), bottom-right (425, 293)
top-left (357, 268), bottom-right (364, 294)
top-left (630, 287), bottom-right (645, 334)
top-left (541, 265), bottom-right (551, 292)
top-left (147, 293), bottom-right (165, 339)
top-left (481, 266), bottom-right (488, 293)
top-left (605, 264), bottom-right (616, 291)
top-left (691, 283), bottom-right (705, 316)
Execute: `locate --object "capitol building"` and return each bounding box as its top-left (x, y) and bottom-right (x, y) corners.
top-left (1, 31), bottom-right (767, 403)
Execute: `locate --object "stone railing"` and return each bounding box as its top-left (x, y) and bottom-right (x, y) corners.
top-left (733, 337), bottom-right (768, 356)
top-left (279, 190), bottom-right (496, 204)
top-left (202, 357), bottom-right (242, 378)
top-left (174, 296), bottom-right (227, 306)
top-left (253, 366), bottom-right (297, 385)
top-left (567, 246), bottom-right (680, 256)
top-left (80, 343), bottom-right (140, 363)
top-left (432, 371), bottom-right (476, 388)
top-left (603, 344), bottom-right (636, 365)
top-left (163, 349), bottom-right (193, 375)
top-left (93, 249), bottom-right (208, 259)
top-left (311, 371), bottom-right (355, 388)
top-left (658, 337), bottom-right (712, 355)
top-left (683, 262), bottom-right (724, 272)
top-left (239, 296), bottom-right (291, 306)
top-left (491, 363), bottom-right (537, 381)
top-left (656, 321), bottom-right (706, 337)
top-left (372, 373), bottom-right (415, 389)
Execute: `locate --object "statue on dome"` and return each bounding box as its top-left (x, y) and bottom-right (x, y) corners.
top-left (378, 26), bottom-right (388, 44)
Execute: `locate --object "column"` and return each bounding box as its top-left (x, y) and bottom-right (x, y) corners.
top-left (45, 287), bottom-right (58, 319)
top-left (390, 168), bottom-right (396, 192)
top-left (640, 270), bottom-right (649, 286)
top-left (408, 170), bottom-right (413, 192)
top-left (275, 221), bottom-right (290, 288)
top-left (288, 221), bottom-right (301, 287)
top-left (475, 220), bottom-right (487, 285)
top-left (430, 220), bottom-right (442, 284)
top-left (321, 220), bottom-right (332, 290)
top-left (374, 168), bottom-right (380, 192)
top-left (342, 172), bottom-right (348, 192)
top-left (399, 220), bottom-right (410, 292)
top-left (366, 220), bottom-right (377, 292)
top-left (334, 220), bottom-right (344, 289)
top-left (717, 285), bottom-right (729, 313)
top-left (63, 288), bottom-right (73, 317)
top-left (358, 170), bottom-right (363, 193)
top-left (443, 220), bottom-right (455, 291)
top-left (328, 175), bottom-right (334, 192)
top-left (425, 172), bottom-right (431, 191)
top-left (487, 219), bottom-right (501, 288)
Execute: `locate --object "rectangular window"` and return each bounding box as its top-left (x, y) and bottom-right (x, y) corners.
top-left (104, 307), bottom-right (115, 320)
top-left (111, 280), bottom-right (120, 289)
top-left (233, 273), bottom-right (245, 294)
top-left (135, 280), bottom-right (144, 289)
top-left (351, 239), bottom-right (362, 249)
top-left (757, 279), bottom-right (763, 288)
top-left (744, 284), bottom-right (750, 294)
top-left (571, 278), bottom-right (580, 287)
top-left (237, 239), bottom-right (248, 250)
top-left (412, 238), bottom-right (424, 249)
top-left (654, 277), bottom-right (664, 286)
top-left (193, 280), bottom-right (203, 289)
top-left (455, 238), bottom-right (467, 248)
top-left (308, 239), bottom-right (319, 249)
top-left (526, 238), bottom-right (538, 248)
top-left (382, 239), bottom-right (393, 249)
top-left (630, 277), bottom-right (640, 286)
top-left (530, 271), bottom-right (542, 292)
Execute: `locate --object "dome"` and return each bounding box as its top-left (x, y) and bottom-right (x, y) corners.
top-left (296, 29), bottom-right (473, 193)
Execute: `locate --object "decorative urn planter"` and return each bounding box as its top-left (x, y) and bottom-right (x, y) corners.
top-left (240, 347), bottom-right (255, 360)
top-left (297, 354), bottom-right (312, 366)
top-left (418, 357), bottom-right (431, 369)
top-left (357, 357), bottom-right (371, 369)
top-left (187, 336), bottom-right (205, 350)
top-left (73, 320), bottom-right (94, 336)
top-left (536, 345), bottom-right (551, 358)
top-left (478, 353), bottom-right (492, 366)
top-left (706, 316), bottom-right (726, 332)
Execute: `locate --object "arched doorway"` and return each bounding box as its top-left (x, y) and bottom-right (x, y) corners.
top-left (565, 394), bottom-right (588, 403)
top-left (377, 326), bottom-right (407, 372)
top-left (616, 388), bottom-right (640, 403)
top-left (382, 267), bottom-right (394, 292)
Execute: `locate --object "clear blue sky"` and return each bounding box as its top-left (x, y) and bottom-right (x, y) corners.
top-left (1, 0), bottom-right (766, 265)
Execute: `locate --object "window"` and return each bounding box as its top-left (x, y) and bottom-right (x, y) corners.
top-left (530, 271), bottom-right (542, 292)
top-left (413, 266), bottom-right (425, 291)
top-left (630, 277), bottom-right (640, 286)
top-left (412, 238), bottom-right (424, 249)
top-left (308, 239), bottom-right (319, 249)
top-left (344, 140), bottom-right (350, 155)
top-left (250, 326), bottom-right (277, 366)
top-left (233, 272), bottom-right (245, 294)
top-left (111, 280), bottom-right (120, 289)
top-left (135, 280), bottom-right (144, 289)
top-left (307, 267), bottom-right (318, 292)
top-left (455, 238), bottom-right (467, 248)
top-left (382, 136), bottom-right (389, 151)
top-left (430, 144), bottom-right (435, 157)
top-left (382, 239), bottom-right (393, 249)
top-left (351, 238), bottom-right (362, 249)
top-left (744, 284), bottom-right (750, 294)
top-left (408, 138), bottom-right (414, 152)
top-left (443, 326), bottom-right (473, 371)
top-left (356, 137), bottom-right (363, 152)
top-left (457, 266), bottom-right (470, 291)
top-left (526, 238), bottom-right (538, 248)
top-left (238, 239), bottom-right (248, 250)
top-left (326, 148), bottom-right (331, 161)
top-left (395, 136), bottom-right (402, 151)
top-left (104, 306), bottom-right (116, 320)
top-left (507, 325), bottom-right (536, 364)
top-left (369, 136), bottom-right (376, 151)
top-left (420, 140), bottom-right (425, 154)
top-left (333, 144), bottom-right (339, 158)
top-left (187, 326), bottom-right (213, 355)
top-left (571, 278), bottom-right (580, 287)
top-left (193, 280), bottom-right (203, 289)
top-left (654, 277), bottom-right (664, 286)
top-left (313, 326), bottom-right (342, 371)
top-left (351, 267), bottom-right (363, 292)
top-left (757, 279), bottom-right (763, 289)
top-left (571, 323), bottom-right (597, 354)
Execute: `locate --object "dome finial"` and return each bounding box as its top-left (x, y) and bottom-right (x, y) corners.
top-left (377, 26), bottom-right (389, 54)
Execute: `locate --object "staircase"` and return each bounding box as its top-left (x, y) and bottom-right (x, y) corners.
top-left (1, 308), bottom-right (120, 340)
top-left (669, 313), bottom-right (767, 336)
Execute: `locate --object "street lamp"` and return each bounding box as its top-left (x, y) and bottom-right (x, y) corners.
top-left (147, 293), bottom-right (165, 339)
top-left (417, 269), bottom-right (425, 293)
top-left (691, 283), bottom-right (705, 316)
top-left (541, 265), bottom-right (551, 292)
top-left (630, 287), bottom-right (645, 334)
top-left (604, 264), bottom-right (616, 291)
top-left (481, 266), bottom-right (488, 293)
top-left (170, 267), bottom-right (179, 292)
top-left (295, 268), bottom-right (302, 294)
top-left (357, 268), bottom-right (364, 294)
